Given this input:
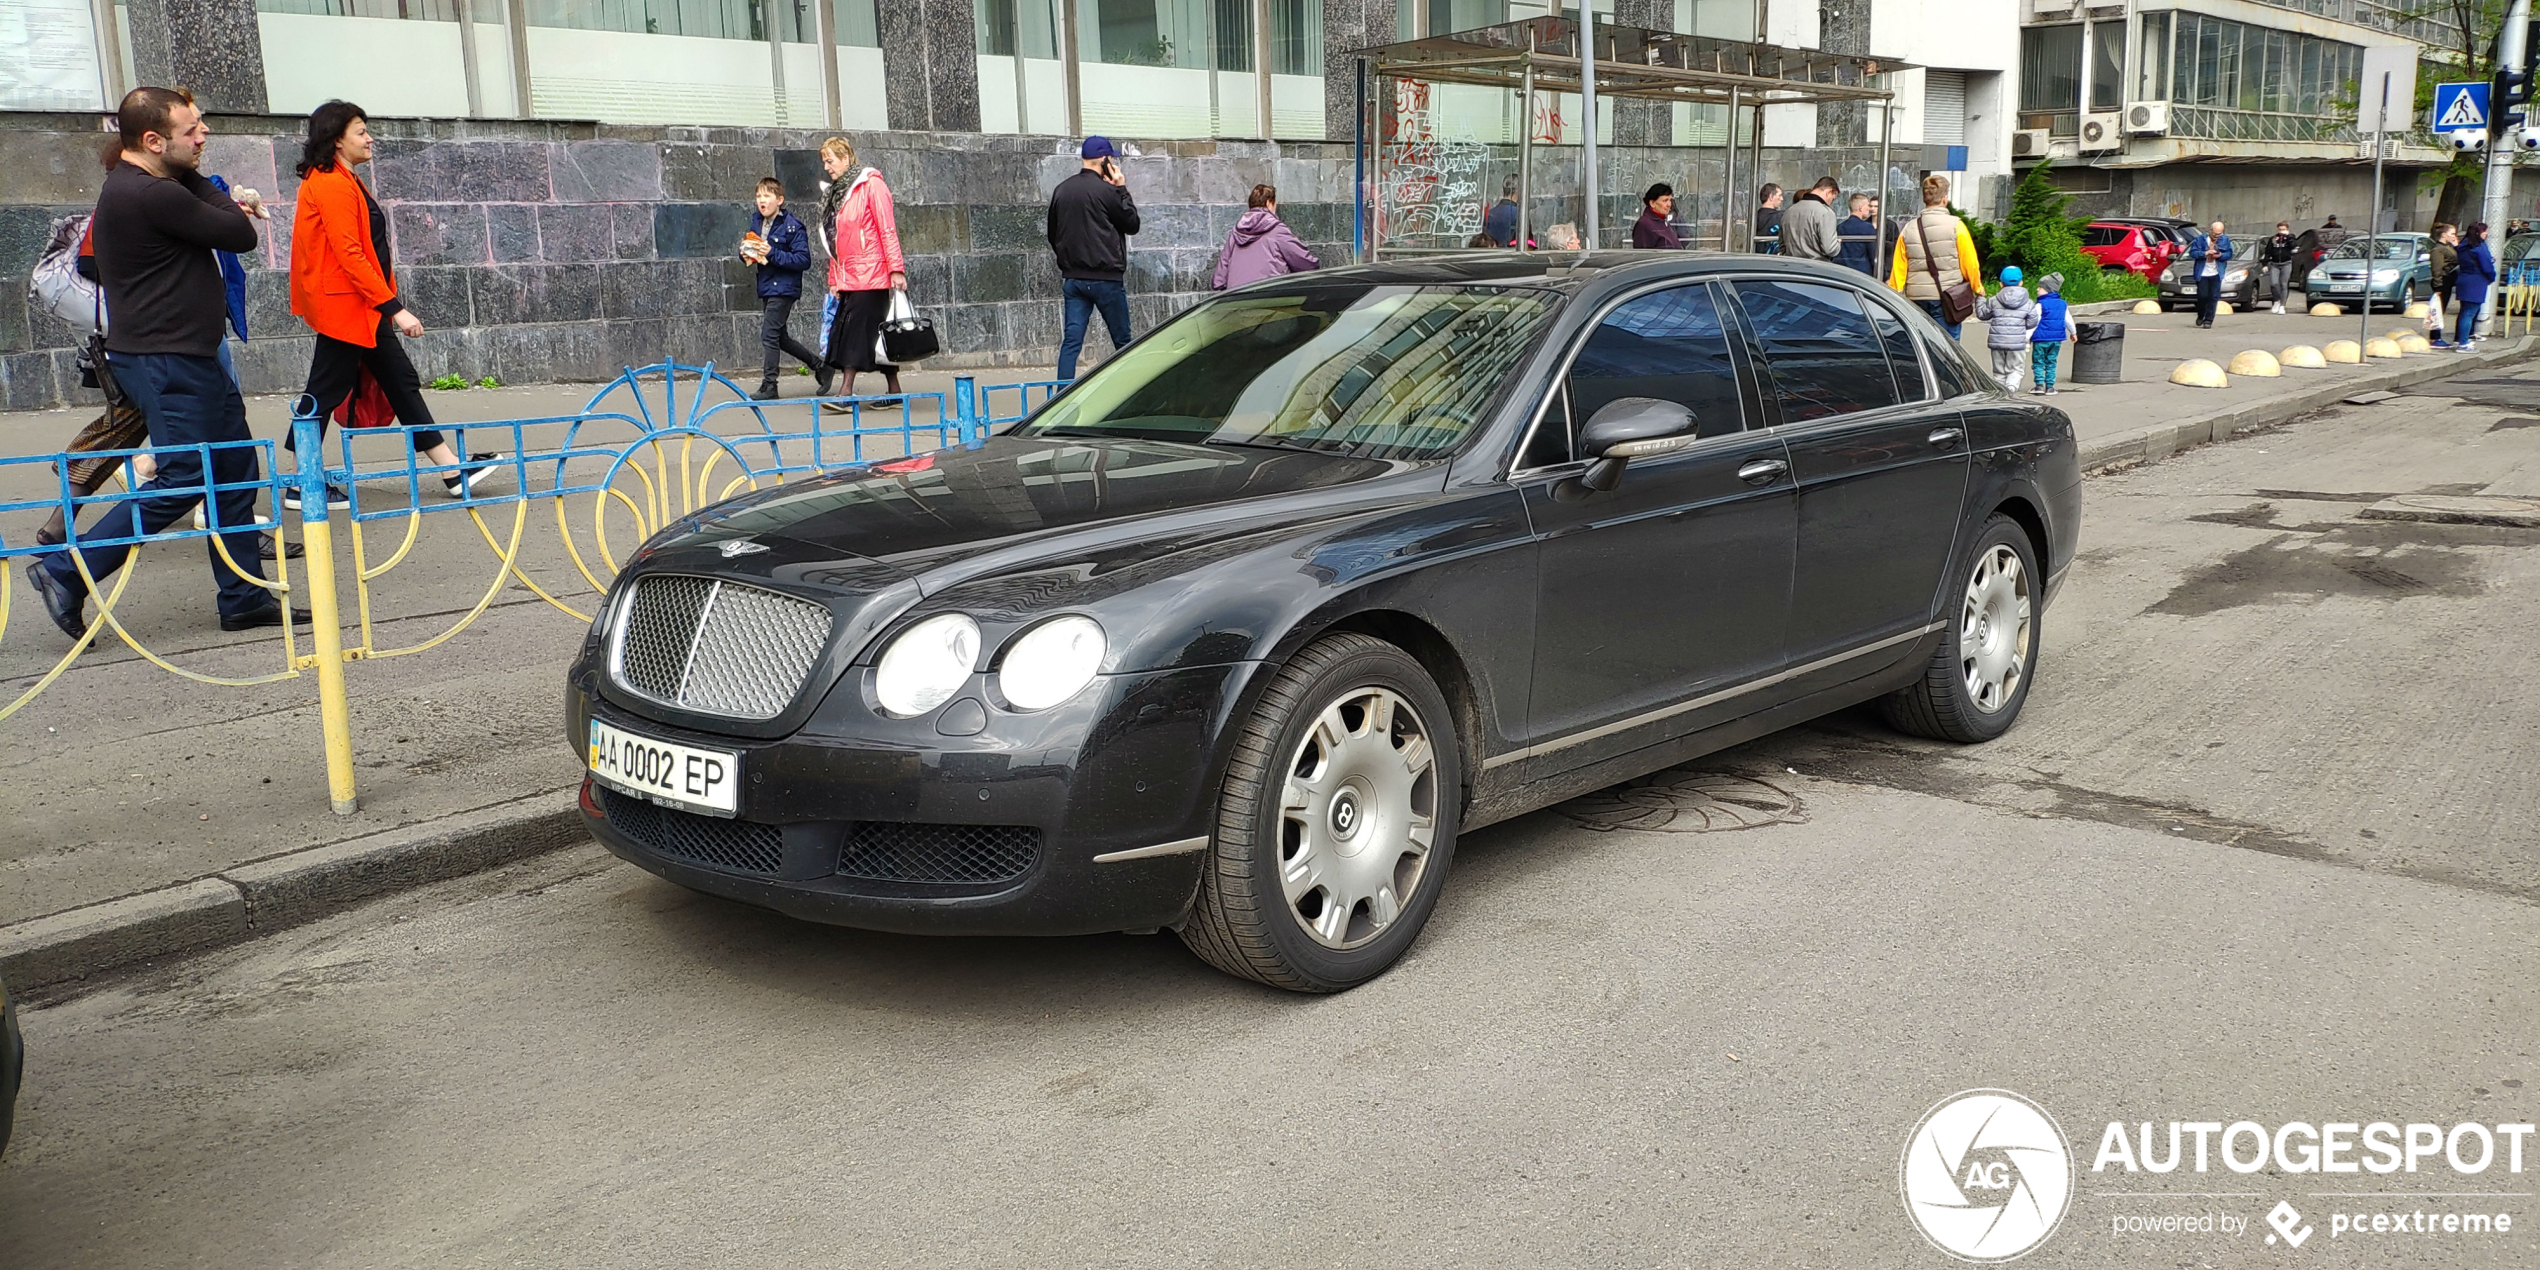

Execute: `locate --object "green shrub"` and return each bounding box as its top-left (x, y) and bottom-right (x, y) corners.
top-left (477, 376), bottom-right (500, 389)
top-left (427, 373), bottom-right (468, 391)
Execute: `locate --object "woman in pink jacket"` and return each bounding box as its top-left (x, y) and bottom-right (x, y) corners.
top-left (1211, 184), bottom-right (1319, 290)
top-left (818, 136), bottom-right (907, 402)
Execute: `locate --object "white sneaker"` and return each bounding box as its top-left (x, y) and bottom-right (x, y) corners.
top-left (2272, 303), bottom-right (2285, 314)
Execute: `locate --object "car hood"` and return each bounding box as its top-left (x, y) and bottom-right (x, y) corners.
top-left (644, 434), bottom-right (1431, 600)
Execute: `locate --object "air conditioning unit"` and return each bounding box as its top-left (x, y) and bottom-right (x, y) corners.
top-left (2012, 128), bottom-right (2052, 158)
top-left (2126, 100), bottom-right (2172, 136)
top-left (2079, 111), bottom-right (2124, 151)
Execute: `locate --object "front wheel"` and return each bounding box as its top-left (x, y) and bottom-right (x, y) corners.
top-left (1177, 634), bottom-right (1462, 993)
top-left (1880, 516), bottom-right (2041, 743)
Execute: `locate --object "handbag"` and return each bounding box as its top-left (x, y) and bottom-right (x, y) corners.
top-left (1913, 213), bottom-right (1978, 327)
top-left (331, 367), bottom-right (398, 429)
top-left (879, 287), bottom-right (939, 364)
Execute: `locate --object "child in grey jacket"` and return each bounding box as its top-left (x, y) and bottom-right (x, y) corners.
top-left (1975, 265), bottom-right (2042, 392)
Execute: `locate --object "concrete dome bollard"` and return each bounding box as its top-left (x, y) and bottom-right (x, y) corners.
top-left (2215, 300), bottom-right (2235, 316)
top-left (2278, 344), bottom-right (2329, 368)
top-left (2325, 340), bottom-right (2364, 362)
top-left (2169, 358), bottom-right (2230, 388)
top-left (2226, 350), bottom-right (2282, 377)
top-left (2405, 302), bottom-right (2430, 318)
top-left (2365, 337), bottom-right (2404, 359)
top-left (2384, 329), bottom-right (2416, 343)
top-left (2398, 335), bottom-right (2433, 354)
top-left (2132, 299), bottom-right (2162, 314)
top-left (2312, 303), bottom-right (2345, 317)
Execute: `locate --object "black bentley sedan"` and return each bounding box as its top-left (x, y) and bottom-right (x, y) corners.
top-left (568, 253), bottom-right (2080, 992)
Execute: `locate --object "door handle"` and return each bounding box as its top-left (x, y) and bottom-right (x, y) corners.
top-left (1737, 457), bottom-right (1789, 485)
top-left (1927, 427), bottom-right (1966, 449)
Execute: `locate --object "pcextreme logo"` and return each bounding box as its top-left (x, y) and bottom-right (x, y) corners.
top-left (1900, 1089), bottom-right (2076, 1262)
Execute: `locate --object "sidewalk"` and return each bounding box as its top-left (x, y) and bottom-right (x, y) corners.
top-left (4, 328), bottom-right (2533, 994)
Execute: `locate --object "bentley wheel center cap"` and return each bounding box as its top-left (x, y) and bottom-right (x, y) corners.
top-left (1330, 792), bottom-right (1360, 839)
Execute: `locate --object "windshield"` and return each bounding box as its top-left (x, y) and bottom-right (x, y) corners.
top-left (2328, 238), bottom-right (2421, 261)
top-left (1015, 285), bottom-right (1559, 460)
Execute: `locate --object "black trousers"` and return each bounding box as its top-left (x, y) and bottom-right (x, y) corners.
top-left (760, 295), bottom-right (821, 382)
top-left (287, 314), bottom-right (444, 455)
top-left (46, 351), bottom-right (271, 618)
top-left (2195, 274), bottom-right (2222, 325)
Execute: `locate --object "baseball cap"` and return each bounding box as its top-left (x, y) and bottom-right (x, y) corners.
top-left (1081, 136), bottom-right (1116, 160)
top-left (2000, 265), bottom-right (2024, 283)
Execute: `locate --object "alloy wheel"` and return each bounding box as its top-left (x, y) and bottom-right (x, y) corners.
top-left (1276, 686), bottom-right (1438, 950)
top-left (1959, 544), bottom-right (2033, 714)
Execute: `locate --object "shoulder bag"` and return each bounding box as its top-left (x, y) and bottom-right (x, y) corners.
top-left (1914, 213), bottom-right (1978, 327)
top-left (879, 287), bottom-right (939, 364)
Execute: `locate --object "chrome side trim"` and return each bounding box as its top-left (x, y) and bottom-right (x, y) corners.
top-left (1092, 836), bottom-right (1212, 864)
top-left (1481, 621), bottom-right (1946, 771)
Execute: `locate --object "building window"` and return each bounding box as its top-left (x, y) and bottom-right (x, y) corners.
top-left (257, 0), bottom-right (459, 18)
top-left (2019, 23), bottom-right (2081, 114)
top-left (2167, 11), bottom-right (2360, 117)
top-left (2136, 10), bottom-right (2171, 101)
top-left (2089, 19), bottom-right (2122, 111)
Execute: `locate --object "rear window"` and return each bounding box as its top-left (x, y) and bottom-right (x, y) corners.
top-left (2082, 226), bottom-right (2125, 248)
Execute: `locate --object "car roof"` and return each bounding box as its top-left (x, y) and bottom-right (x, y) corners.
top-left (1238, 250), bottom-right (1881, 297)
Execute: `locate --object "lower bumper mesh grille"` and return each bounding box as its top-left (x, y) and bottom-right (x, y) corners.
top-left (838, 822), bottom-right (1040, 884)
top-left (599, 786), bottom-right (784, 876)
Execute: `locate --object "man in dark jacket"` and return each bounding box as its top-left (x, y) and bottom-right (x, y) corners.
top-left (1754, 183), bottom-right (1784, 253)
top-left (1048, 136), bottom-right (1142, 380)
top-left (1483, 176), bottom-right (1520, 247)
top-left (1836, 193), bottom-right (1881, 276)
top-left (26, 86), bottom-right (296, 641)
top-left (2186, 220), bottom-right (2234, 328)
top-left (742, 177), bottom-right (828, 399)
top-left (2260, 221), bottom-right (2296, 313)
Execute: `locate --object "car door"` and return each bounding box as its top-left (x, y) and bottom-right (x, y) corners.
top-left (1511, 281), bottom-right (1797, 779)
top-left (1729, 277), bottom-right (1968, 673)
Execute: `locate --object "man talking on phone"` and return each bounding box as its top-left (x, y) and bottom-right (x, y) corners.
top-left (1048, 136), bottom-right (1142, 381)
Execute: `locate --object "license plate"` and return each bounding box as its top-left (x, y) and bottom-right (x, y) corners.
top-left (2322, 280), bottom-right (2357, 291)
top-left (588, 719), bottom-right (740, 817)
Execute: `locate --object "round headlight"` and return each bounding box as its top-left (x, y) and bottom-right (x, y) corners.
top-left (874, 613), bottom-right (980, 717)
top-left (997, 616), bottom-right (1106, 711)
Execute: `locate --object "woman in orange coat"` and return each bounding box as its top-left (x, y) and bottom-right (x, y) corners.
top-left (288, 100), bottom-right (492, 508)
top-left (816, 136), bottom-right (907, 406)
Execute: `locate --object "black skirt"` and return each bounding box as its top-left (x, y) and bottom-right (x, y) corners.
top-left (825, 288), bottom-right (897, 374)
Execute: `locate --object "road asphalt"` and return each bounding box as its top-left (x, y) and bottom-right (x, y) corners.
top-left (0, 356), bottom-right (2534, 1266)
top-left (0, 315), bottom-right (2532, 990)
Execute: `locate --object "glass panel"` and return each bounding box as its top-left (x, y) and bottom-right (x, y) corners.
top-left (2019, 25), bottom-right (2081, 115)
top-left (1017, 285), bottom-right (1560, 461)
top-left (2, 0), bottom-right (113, 110)
top-left (1864, 297), bottom-right (1928, 404)
top-left (1733, 279), bottom-right (1901, 424)
top-left (2089, 20), bottom-right (2122, 111)
top-left (1559, 284), bottom-right (1746, 460)
top-left (2135, 10), bottom-right (2170, 101)
top-left (258, 0), bottom-right (459, 17)
top-left (835, 0), bottom-right (875, 43)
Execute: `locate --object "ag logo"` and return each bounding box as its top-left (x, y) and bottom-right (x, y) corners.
top-left (1901, 1089), bottom-right (2074, 1262)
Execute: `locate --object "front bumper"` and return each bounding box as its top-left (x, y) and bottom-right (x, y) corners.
top-left (567, 657), bottom-right (1259, 937)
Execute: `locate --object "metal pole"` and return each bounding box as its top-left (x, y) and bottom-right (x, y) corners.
top-left (815, 0), bottom-right (841, 127)
top-left (291, 404), bottom-right (358, 816)
top-left (1723, 86), bottom-right (1739, 249)
top-left (1012, 0), bottom-right (1032, 133)
top-left (1203, 0), bottom-right (1220, 137)
top-left (1749, 101), bottom-right (1765, 250)
top-left (2363, 71), bottom-right (2387, 351)
top-left (1519, 44), bottom-right (1535, 251)
top-left (1357, 60), bottom-right (1371, 260)
top-left (1254, 0), bottom-right (1272, 138)
top-left (505, 0), bottom-right (534, 118)
top-left (2481, 0), bottom-right (2531, 339)
top-left (456, 0), bottom-right (485, 117)
top-left (1579, 3), bottom-right (1599, 251)
top-left (765, 0), bottom-right (790, 127)
top-left (1061, 0), bottom-right (1083, 139)
top-left (1876, 85), bottom-right (1893, 274)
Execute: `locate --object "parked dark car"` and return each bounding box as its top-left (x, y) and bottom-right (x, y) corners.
top-left (567, 254), bottom-right (2082, 991)
top-left (2157, 238), bottom-right (2261, 310)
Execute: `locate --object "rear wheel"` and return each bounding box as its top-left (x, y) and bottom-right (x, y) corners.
top-left (1880, 516), bottom-right (2041, 743)
top-left (1177, 634), bottom-right (1461, 993)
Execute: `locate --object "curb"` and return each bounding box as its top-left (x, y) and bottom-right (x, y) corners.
top-left (0, 788), bottom-right (585, 997)
top-left (2075, 336), bottom-right (2539, 473)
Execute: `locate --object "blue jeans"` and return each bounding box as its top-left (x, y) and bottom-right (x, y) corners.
top-left (1915, 299), bottom-right (1963, 341)
top-left (2455, 299), bottom-right (2483, 345)
top-left (1058, 278), bottom-right (1132, 381)
top-left (49, 351), bottom-right (271, 619)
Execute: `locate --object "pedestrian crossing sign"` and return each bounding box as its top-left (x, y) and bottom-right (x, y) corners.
top-left (2434, 81), bottom-right (2490, 133)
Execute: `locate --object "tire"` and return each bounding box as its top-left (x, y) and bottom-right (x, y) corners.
top-left (1880, 515), bottom-right (2041, 744)
top-left (1177, 633), bottom-right (1462, 993)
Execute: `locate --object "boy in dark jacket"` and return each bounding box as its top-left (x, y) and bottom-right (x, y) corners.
top-left (742, 177), bottom-right (828, 400)
top-left (2028, 273), bottom-right (2069, 395)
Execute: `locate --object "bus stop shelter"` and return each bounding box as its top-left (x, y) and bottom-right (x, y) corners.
top-left (1352, 17), bottom-right (1911, 259)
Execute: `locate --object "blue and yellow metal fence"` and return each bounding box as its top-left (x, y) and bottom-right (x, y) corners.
top-left (2, 361), bottom-right (1066, 813)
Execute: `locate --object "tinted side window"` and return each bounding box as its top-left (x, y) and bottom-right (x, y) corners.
top-left (1526, 283), bottom-right (1744, 467)
top-left (1863, 298), bottom-right (1928, 402)
top-left (2081, 225), bottom-right (2122, 248)
top-left (1733, 279), bottom-right (1902, 424)
top-left (1925, 330), bottom-right (1983, 399)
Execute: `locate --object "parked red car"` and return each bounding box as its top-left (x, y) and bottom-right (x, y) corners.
top-left (2082, 221), bottom-right (2176, 280)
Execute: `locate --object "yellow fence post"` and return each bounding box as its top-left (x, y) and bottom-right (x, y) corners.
top-left (291, 400), bottom-right (358, 815)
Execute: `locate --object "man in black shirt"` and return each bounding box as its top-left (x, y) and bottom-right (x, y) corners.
top-left (1047, 136), bottom-right (1141, 380)
top-left (26, 87), bottom-right (300, 641)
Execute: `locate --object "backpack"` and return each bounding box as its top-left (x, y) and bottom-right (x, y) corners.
top-left (31, 213), bottom-right (105, 334)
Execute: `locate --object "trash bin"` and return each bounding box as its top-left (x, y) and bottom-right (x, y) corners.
top-left (2072, 321), bottom-right (2125, 384)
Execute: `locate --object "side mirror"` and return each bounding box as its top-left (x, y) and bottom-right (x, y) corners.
top-left (1576, 396), bottom-right (1698, 492)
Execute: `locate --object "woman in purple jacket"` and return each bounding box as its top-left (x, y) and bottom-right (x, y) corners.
top-left (1212, 185), bottom-right (1319, 290)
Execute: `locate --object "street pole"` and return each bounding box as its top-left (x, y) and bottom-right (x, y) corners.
top-left (2481, 0), bottom-right (2532, 338)
top-left (1580, 4), bottom-right (1599, 251)
top-left (2363, 71), bottom-right (2388, 352)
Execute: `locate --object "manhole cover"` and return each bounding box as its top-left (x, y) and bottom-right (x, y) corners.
top-left (2357, 493), bottom-right (2540, 528)
top-left (1556, 771), bottom-right (1806, 833)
